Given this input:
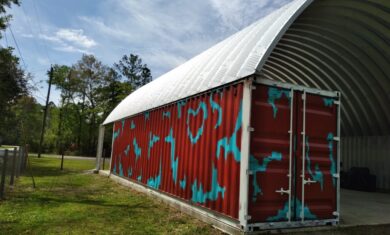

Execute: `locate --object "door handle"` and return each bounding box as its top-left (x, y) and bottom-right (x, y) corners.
top-left (275, 187), bottom-right (290, 195)
top-left (303, 178), bottom-right (317, 185)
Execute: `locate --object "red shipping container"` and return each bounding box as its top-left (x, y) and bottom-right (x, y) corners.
top-left (108, 79), bottom-right (340, 231)
top-left (111, 83), bottom-right (244, 219)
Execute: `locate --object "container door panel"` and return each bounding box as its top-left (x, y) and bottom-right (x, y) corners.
top-left (248, 84), bottom-right (292, 222)
top-left (295, 92), bottom-right (338, 221)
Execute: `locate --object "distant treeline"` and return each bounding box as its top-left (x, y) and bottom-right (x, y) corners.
top-left (0, 1), bottom-right (152, 156)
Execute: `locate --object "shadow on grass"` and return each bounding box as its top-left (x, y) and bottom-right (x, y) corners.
top-left (12, 194), bottom-right (152, 210)
top-left (26, 165), bottom-right (83, 177)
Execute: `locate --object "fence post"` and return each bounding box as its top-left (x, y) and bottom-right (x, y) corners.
top-left (10, 147), bottom-right (17, 185)
top-left (23, 145), bottom-right (29, 171)
top-left (0, 149), bottom-right (8, 200)
top-left (16, 147), bottom-right (21, 178)
top-left (18, 147), bottom-right (24, 175)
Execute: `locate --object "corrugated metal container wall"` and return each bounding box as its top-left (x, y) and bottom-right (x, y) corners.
top-left (110, 83), bottom-right (243, 219)
top-left (248, 83), bottom-right (339, 224)
top-left (342, 136), bottom-right (390, 190)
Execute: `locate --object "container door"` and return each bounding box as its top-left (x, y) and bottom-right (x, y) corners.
top-left (248, 84), bottom-right (294, 223)
top-left (295, 91), bottom-right (338, 221)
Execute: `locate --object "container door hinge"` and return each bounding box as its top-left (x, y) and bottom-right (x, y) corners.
top-left (332, 173), bottom-right (339, 178)
top-left (333, 136), bottom-right (340, 141)
top-left (332, 211), bottom-right (339, 217)
top-left (247, 170), bottom-right (254, 175)
top-left (244, 215), bottom-right (252, 220)
top-left (334, 101), bottom-right (340, 105)
top-left (251, 85), bottom-right (256, 90)
top-left (247, 126), bottom-right (254, 132)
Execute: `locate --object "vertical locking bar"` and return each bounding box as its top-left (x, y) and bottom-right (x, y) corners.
top-left (287, 88), bottom-right (294, 222)
top-left (336, 93), bottom-right (341, 221)
top-left (301, 91), bottom-right (307, 222)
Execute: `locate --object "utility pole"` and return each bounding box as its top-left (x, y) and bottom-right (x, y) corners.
top-left (37, 66), bottom-right (53, 158)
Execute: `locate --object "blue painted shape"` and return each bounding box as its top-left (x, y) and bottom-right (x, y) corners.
top-left (124, 144), bottom-right (130, 156)
top-left (147, 160), bottom-right (162, 189)
top-left (119, 156), bottom-right (124, 177)
top-left (177, 100), bottom-right (187, 119)
top-left (266, 197), bottom-right (317, 221)
top-left (251, 171), bottom-right (261, 202)
top-left (209, 95), bottom-right (222, 129)
top-left (305, 136), bottom-right (324, 190)
top-left (130, 120), bottom-right (135, 129)
top-left (165, 128), bottom-right (179, 184)
top-left (191, 164), bottom-right (225, 203)
top-left (137, 174), bottom-right (142, 182)
top-left (327, 132), bottom-right (336, 186)
top-left (296, 198), bottom-right (317, 220)
top-left (144, 112), bottom-right (150, 121)
top-left (216, 101), bottom-right (242, 162)
top-left (148, 132), bottom-right (160, 159)
top-left (267, 87), bottom-right (290, 118)
top-left (323, 98), bottom-right (334, 107)
top-left (250, 152), bottom-right (283, 201)
top-left (133, 138), bottom-right (142, 161)
top-left (180, 176), bottom-right (186, 189)
top-left (113, 129), bottom-right (120, 141)
top-left (187, 102), bottom-right (208, 144)
top-left (121, 119), bottom-right (125, 132)
top-left (127, 167), bottom-right (132, 177)
top-left (163, 111), bottom-right (171, 119)
top-left (113, 162), bottom-right (117, 174)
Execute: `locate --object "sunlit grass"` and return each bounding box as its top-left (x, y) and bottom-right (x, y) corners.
top-left (0, 156), bottom-right (217, 234)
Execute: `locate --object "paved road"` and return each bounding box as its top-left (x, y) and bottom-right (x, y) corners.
top-left (39, 154), bottom-right (96, 160)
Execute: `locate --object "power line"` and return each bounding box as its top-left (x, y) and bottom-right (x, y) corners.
top-left (20, 3), bottom-right (50, 64)
top-left (8, 25), bottom-right (27, 69)
top-left (3, 28), bottom-right (9, 47)
top-left (31, 0), bottom-right (54, 64)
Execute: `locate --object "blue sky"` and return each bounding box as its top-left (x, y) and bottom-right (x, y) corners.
top-left (2, 0), bottom-right (292, 104)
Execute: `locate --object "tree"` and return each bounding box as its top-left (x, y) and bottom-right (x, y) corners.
top-left (97, 68), bottom-right (132, 118)
top-left (0, 0), bottom-right (19, 34)
top-left (0, 48), bottom-right (29, 144)
top-left (0, 0), bottom-right (28, 146)
top-left (72, 54), bottom-right (108, 155)
top-left (114, 54), bottom-right (152, 90)
top-left (12, 96), bottom-right (43, 150)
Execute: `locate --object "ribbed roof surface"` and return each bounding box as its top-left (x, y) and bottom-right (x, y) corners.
top-left (103, 0), bottom-right (312, 124)
top-left (261, 0), bottom-right (390, 136)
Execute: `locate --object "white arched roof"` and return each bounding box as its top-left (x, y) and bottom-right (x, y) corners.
top-left (103, 0), bottom-right (312, 124)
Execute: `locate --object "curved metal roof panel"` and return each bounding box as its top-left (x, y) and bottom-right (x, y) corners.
top-left (103, 0), bottom-right (312, 124)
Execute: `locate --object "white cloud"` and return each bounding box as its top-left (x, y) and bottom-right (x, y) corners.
top-left (7, 0), bottom-right (294, 104)
top-left (20, 33), bottom-right (34, 38)
top-left (56, 29), bottom-right (97, 48)
top-left (209, 0), bottom-right (292, 31)
top-left (37, 57), bottom-right (50, 66)
top-left (54, 45), bottom-right (88, 54)
top-left (78, 0), bottom-right (292, 78)
top-left (38, 28), bottom-right (96, 54)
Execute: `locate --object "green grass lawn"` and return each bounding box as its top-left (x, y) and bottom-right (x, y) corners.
top-left (0, 156), bottom-right (218, 234)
